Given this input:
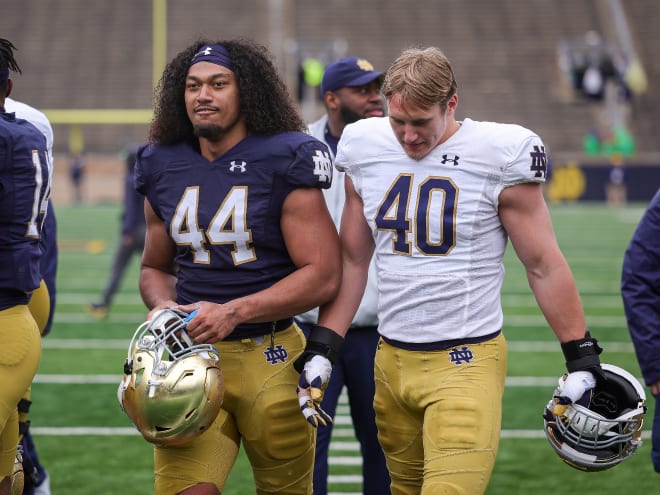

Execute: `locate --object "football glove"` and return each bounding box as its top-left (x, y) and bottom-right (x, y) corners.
top-left (549, 371), bottom-right (596, 416)
top-left (294, 325), bottom-right (344, 428)
top-left (297, 355), bottom-right (334, 427)
top-left (554, 331), bottom-right (604, 414)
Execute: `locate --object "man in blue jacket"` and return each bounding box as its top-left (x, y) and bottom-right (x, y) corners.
top-left (622, 188), bottom-right (660, 473)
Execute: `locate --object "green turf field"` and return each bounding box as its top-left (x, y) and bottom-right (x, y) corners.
top-left (28, 201), bottom-right (657, 494)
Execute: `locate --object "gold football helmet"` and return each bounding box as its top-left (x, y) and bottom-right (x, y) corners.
top-left (118, 308), bottom-right (224, 446)
top-left (11, 446), bottom-right (24, 495)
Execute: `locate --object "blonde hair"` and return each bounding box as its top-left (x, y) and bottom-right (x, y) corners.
top-left (382, 47), bottom-right (457, 108)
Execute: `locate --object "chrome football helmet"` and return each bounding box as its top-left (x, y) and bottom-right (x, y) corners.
top-left (543, 363), bottom-right (646, 471)
top-left (118, 308), bottom-right (224, 446)
top-left (11, 445), bottom-right (24, 495)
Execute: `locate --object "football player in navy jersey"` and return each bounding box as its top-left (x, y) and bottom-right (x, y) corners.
top-left (135, 38), bottom-right (341, 495)
top-left (5, 94), bottom-right (56, 495)
top-left (0, 38), bottom-right (50, 495)
top-left (309, 46), bottom-right (605, 494)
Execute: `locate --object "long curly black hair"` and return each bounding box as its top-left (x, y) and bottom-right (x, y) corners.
top-left (0, 38), bottom-right (21, 91)
top-left (149, 37), bottom-right (305, 145)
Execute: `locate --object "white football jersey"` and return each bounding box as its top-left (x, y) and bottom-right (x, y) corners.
top-left (335, 117), bottom-right (548, 343)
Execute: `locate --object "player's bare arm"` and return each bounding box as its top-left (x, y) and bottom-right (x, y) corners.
top-left (318, 176), bottom-right (373, 337)
top-left (499, 182), bottom-right (587, 343)
top-left (139, 198), bottom-right (178, 317)
top-left (183, 187), bottom-right (341, 343)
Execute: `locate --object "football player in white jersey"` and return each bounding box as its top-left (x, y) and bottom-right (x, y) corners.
top-left (296, 46), bottom-right (605, 494)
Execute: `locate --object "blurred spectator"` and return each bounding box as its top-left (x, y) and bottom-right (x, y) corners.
top-left (605, 153), bottom-right (626, 206)
top-left (559, 30), bottom-right (636, 159)
top-left (567, 31), bottom-right (627, 102)
top-left (87, 146), bottom-right (145, 319)
top-left (69, 153), bottom-right (85, 204)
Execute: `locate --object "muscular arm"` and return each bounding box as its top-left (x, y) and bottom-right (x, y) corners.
top-left (185, 187), bottom-right (342, 342)
top-left (499, 182), bottom-right (587, 343)
top-left (318, 176), bottom-right (374, 337)
top-left (241, 186), bottom-right (342, 320)
top-left (138, 198), bottom-right (178, 314)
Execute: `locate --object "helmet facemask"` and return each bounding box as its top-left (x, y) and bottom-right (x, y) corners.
top-left (543, 363), bottom-right (646, 471)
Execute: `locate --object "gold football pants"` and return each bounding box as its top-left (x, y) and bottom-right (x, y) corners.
top-left (154, 323), bottom-right (315, 495)
top-left (0, 305), bottom-right (41, 477)
top-left (374, 333), bottom-right (507, 495)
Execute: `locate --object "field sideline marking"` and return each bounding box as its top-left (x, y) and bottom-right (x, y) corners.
top-left (29, 426), bottom-right (651, 442)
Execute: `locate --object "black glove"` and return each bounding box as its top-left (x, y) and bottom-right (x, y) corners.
top-left (560, 331), bottom-right (605, 382)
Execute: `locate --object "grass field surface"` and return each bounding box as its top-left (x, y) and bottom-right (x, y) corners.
top-left (27, 201), bottom-right (658, 494)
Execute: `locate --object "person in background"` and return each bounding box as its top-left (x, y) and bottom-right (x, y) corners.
top-left (69, 152), bottom-right (84, 204)
top-left (300, 46), bottom-right (604, 494)
top-left (4, 95), bottom-right (56, 495)
top-left (0, 38), bottom-right (50, 495)
top-left (87, 146), bottom-right (145, 319)
top-left (621, 188), bottom-right (660, 473)
top-left (296, 56), bottom-right (390, 495)
top-left (134, 38), bottom-right (341, 494)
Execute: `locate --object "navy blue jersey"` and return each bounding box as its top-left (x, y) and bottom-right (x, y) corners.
top-left (0, 111), bottom-right (50, 309)
top-left (39, 200), bottom-right (58, 334)
top-left (622, 188), bottom-right (660, 385)
top-left (122, 151), bottom-right (145, 237)
top-left (135, 132), bottom-right (333, 338)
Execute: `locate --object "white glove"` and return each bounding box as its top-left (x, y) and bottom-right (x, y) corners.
top-left (551, 371), bottom-right (596, 416)
top-left (296, 355), bottom-right (333, 427)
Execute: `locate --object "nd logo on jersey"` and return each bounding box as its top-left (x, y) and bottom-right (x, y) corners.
top-left (312, 150), bottom-right (332, 183)
top-left (529, 145), bottom-right (547, 178)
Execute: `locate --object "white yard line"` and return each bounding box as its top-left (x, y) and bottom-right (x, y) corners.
top-left (30, 426), bottom-right (651, 441)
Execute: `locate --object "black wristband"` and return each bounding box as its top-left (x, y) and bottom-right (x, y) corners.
top-left (561, 331), bottom-right (604, 378)
top-left (294, 325), bottom-right (344, 373)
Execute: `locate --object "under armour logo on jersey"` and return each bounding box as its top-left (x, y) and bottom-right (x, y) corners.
top-left (312, 150), bottom-right (332, 183)
top-left (229, 160), bottom-right (247, 173)
top-left (448, 346), bottom-right (474, 365)
top-left (441, 154), bottom-right (460, 166)
top-left (264, 344), bottom-right (289, 364)
top-left (529, 145), bottom-right (547, 178)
